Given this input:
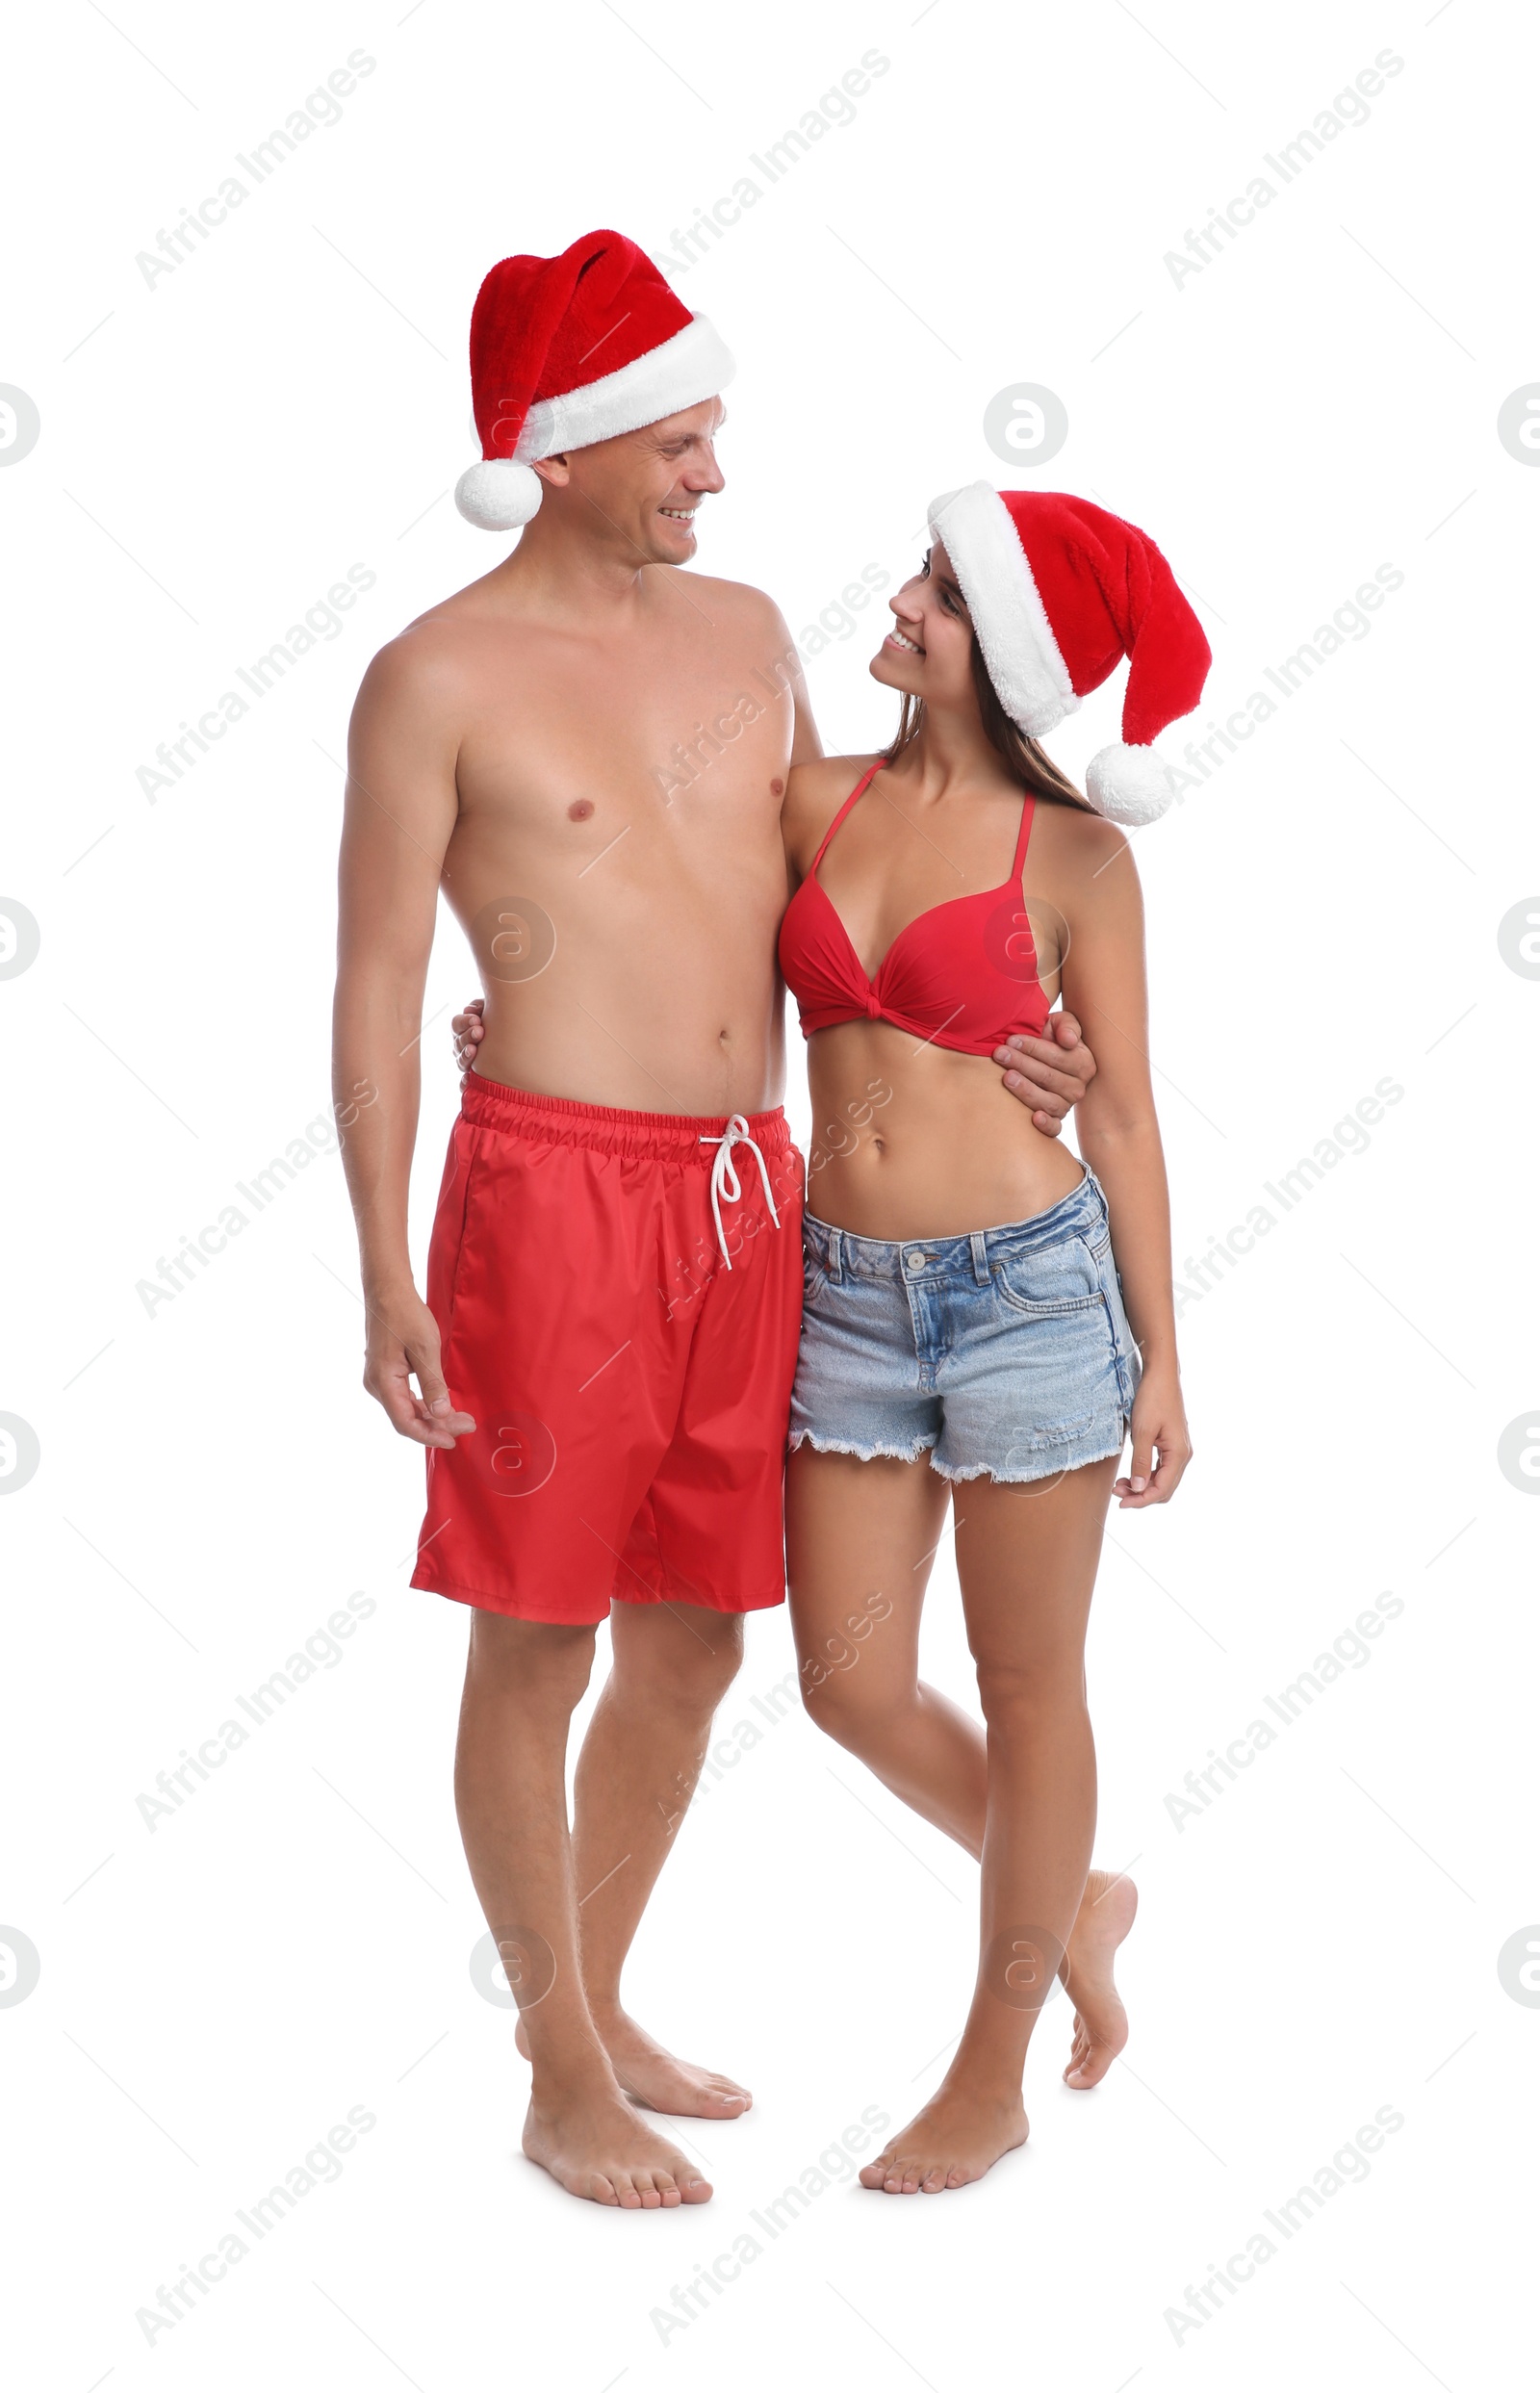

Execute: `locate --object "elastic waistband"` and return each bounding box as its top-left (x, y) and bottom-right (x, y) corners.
top-left (461, 1071), bottom-right (791, 1162)
top-left (804, 1167), bottom-right (1106, 1275)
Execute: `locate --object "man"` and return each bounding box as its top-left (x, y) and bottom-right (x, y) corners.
top-left (332, 231), bottom-right (1097, 2211)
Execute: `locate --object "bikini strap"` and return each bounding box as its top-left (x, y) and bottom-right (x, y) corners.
top-left (808, 760), bottom-right (886, 874)
top-left (1010, 790), bottom-right (1037, 884)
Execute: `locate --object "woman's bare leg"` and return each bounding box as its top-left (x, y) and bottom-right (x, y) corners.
top-left (860, 1455), bottom-right (1117, 2190)
top-left (785, 1446), bottom-right (1134, 2090)
top-left (786, 1443), bottom-right (961, 1821)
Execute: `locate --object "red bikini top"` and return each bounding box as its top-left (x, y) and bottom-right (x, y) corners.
top-left (778, 762), bottom-right (1050, 1057)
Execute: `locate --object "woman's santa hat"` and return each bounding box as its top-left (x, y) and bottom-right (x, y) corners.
top-left (455, 230), bottom-right (735, 531)
top-left (927, 484), bottom-right (1212, 826)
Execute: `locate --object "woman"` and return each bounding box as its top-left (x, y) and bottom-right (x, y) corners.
top-left (776, 482), bottom-right (1207, 2194)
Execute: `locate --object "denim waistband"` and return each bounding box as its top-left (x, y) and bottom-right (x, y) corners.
top-left (804, 1168), bottom-right (1107, 1284)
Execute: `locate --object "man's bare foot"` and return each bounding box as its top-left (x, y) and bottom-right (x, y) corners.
top-left (522, 2087), bottom-right (713, 2207)
top-left (516, 2009), bottom-right (751, 2119)
top-left (1062, 1866), bottom-right (1138, 2089)
top-left (859, 2085), bottom-right (1028, 2194)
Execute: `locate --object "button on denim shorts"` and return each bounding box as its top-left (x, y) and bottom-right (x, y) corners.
top-left (787, 1168), bottom-right (1141, 1484)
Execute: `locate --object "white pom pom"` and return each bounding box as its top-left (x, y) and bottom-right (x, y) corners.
top-left (1085, 742), bottom-right (1178, 826)
top-left (454, 457), bottom-right (544, 530)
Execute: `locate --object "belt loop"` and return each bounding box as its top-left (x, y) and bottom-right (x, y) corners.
top-left (970, 1232), bottom-right (990, 1287)
top-left (828, 1226), bottom-right (843, 1285)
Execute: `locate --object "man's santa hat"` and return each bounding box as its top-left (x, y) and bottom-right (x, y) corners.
top-left (927, 484), bottom-right (1212, 826)
top-left (455, 230), bottom-right (734, 531)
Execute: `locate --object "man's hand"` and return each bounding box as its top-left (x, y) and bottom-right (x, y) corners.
top-left (452, 997), bottom-right (485, 1073)
top-left (364, 1285), bottom-right (476, 1450)
top-left (994, 1010), bottom-right (1097, 1138)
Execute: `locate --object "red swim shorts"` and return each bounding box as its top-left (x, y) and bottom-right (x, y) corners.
top-left (410, 1074), bottom-right (805, 1625)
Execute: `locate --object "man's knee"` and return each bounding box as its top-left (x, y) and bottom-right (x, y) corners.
top-left (466, 1613), bottom-right (598, 1714)
top-left (610, 1606), bottom-right (744, 1714)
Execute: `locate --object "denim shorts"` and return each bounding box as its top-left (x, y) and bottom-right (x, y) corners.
top-left (787, 1168), bottom-right (1142, 1484)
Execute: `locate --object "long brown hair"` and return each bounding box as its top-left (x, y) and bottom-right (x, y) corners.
top-left (883, 637), bottom-right (1095, 811)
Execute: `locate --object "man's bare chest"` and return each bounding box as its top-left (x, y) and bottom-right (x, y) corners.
top-left (455, 634), bottom-right (796, 821)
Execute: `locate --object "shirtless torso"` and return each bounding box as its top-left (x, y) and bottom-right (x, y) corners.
top-left (342, 560), bottom-right (805, 1128)
top-left (433, 568), bottom-right (798, 1111)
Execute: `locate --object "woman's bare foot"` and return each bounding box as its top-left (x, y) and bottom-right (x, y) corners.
top-left (859, 2085), bottom-right (1028, 2194)
top-left (516, 2009), bottom-right (751, 2119)
top-left (522, 2087), bottom-right (713, 2207)
top-left (1062, 1866), bottom-right (1138, 2089)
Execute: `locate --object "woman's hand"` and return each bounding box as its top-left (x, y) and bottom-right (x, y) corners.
top-left (1115, 1365), bottom-right (1191, 1507)
top-left (452, 996), bottom-right (485, 1072)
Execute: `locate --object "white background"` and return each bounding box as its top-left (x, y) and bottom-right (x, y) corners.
top-left (3, 1), bottom-right (1536, 2385)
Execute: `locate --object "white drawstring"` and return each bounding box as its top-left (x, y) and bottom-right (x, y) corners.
top-left (699, 1114), bottom-right (782, 1269)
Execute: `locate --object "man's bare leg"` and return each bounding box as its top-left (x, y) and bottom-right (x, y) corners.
top-left (512, 1599), bottom-right (753, 2117)
top-left (454, 1610), bottom-right (712, 2206)
top-left (576, 1599), bottom-right (753, 2115)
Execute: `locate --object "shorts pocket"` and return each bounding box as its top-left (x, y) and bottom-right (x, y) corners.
top-left (801, 1239), bottom-right (832, 1302)
top-left (427, 1125), bottom-right (482, 1349)
top-left (992, 1234), bottom-right (1103, 1318)
top-left (988, 1294), bottom-right (1120, 1459)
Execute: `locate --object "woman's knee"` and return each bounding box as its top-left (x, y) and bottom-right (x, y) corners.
top-left (973, 1655), bottom-right (1088, 1737)
top-left (800, 1651), bottom-right (911, 1747)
